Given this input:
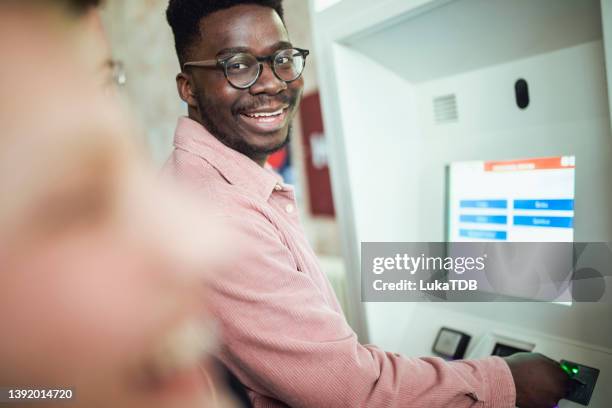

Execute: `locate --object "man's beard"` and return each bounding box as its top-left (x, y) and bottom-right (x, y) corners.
top-left (197, 95), bottom-right (292, 159)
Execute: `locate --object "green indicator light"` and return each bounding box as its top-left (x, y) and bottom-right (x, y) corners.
top-left (560, 363), bottom-right (579, 377)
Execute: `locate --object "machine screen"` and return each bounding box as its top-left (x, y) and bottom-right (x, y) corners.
top-left (448, 156), bottom-right (575, 242)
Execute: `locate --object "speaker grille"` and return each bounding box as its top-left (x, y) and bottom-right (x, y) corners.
top-left (433, 94), bottom-right (458, 124)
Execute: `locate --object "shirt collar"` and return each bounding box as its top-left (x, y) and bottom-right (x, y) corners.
top-left (173, 116), bottom-right (283, 201)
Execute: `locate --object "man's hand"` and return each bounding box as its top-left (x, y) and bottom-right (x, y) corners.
top-left (504, 352), bottom-right (571, 408)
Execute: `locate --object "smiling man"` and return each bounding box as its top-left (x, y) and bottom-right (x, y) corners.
top-left (163, 1), bottom-right (569, 407)
top-left (169, 1), bottom-right (304, 166)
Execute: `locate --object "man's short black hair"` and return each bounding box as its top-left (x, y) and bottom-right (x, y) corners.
top-left (166, 0), bottom-right (284, 66)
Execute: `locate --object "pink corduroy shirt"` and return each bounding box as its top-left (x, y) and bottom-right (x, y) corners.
top-left (162, 117), bottom-right (516, 408)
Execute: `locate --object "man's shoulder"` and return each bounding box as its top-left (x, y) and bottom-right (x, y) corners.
top-left (161, 148), bottom-right (270, 219)
top-left (161, 147), bottom-right (215, 181)
top-left (162, 148), bottom-right (232, 194)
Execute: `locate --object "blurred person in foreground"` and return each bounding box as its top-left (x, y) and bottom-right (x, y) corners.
top-left (0, 2), bottom-right (236, 407)
top-left (162, 1), bottom-right (571, 407)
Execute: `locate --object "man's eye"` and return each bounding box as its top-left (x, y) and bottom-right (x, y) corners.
top-left (229, 63), bottom-right (249, 71)
top-left (276, 56), bottom-right (292, 65)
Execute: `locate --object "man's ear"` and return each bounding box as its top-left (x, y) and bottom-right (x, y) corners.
top-left (176, 72), bottom-right (198, 108)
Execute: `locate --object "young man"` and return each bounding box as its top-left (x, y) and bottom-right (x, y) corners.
top-left (164, 1), bottom-right (570, 407)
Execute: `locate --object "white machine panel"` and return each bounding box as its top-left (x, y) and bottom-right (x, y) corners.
top-left (311, 0), bottom-right (612, 405)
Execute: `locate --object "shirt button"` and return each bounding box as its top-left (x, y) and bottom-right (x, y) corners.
top-left (285, 204), bottom-right (295, 213)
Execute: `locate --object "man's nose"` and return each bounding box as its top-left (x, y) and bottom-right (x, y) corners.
top-left (249, 63), bottom-right (287, 95)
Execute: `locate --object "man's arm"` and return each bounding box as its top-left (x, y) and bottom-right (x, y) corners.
top-left (207, 207), bottom-right (516, 408)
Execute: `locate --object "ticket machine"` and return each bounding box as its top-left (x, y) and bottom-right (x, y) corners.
top-left (311, 0), bottom-right (612, 405)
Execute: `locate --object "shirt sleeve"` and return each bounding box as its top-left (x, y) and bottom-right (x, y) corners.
top-left (208, 207), bottom-right (516, 408)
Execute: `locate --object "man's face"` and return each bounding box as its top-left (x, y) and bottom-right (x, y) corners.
top-left (184, 4), bottom-right (304, 162)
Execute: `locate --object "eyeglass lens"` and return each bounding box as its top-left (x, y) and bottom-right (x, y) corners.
top-left (225, 49), bottom-right (306, 88)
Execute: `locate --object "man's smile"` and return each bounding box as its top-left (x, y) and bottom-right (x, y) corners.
top-left (238, 105), bottom-right (289, 133)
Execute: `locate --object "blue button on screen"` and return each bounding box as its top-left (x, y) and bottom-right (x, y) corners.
top-left (513, 199), bottom-right (574, 211)
top-left (460, 200), bottom-right (508, 209)
top-left (460, 215), bottom-right (508, 225)
top-left (513, 216), bottom-right (573, 228)
top-left (459, 229), bottom-right (507, 240)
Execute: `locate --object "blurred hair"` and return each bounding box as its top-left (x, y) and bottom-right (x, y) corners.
top-left (65, 0), bottom-right (103, 14)
top-left (1, 0), bottom-right (102, 15)
top-left (166, 0), bottom-right (284, 66)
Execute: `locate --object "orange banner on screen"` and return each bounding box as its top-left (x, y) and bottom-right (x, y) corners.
top-left (484, 156), bottom-right (575, 172)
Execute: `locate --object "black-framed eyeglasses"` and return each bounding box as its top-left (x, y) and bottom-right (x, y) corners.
top-left (183, 47), bottom-right (310, 89)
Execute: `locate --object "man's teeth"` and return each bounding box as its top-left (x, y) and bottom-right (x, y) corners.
top-left (244, 109), bottom-right (284, 118)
